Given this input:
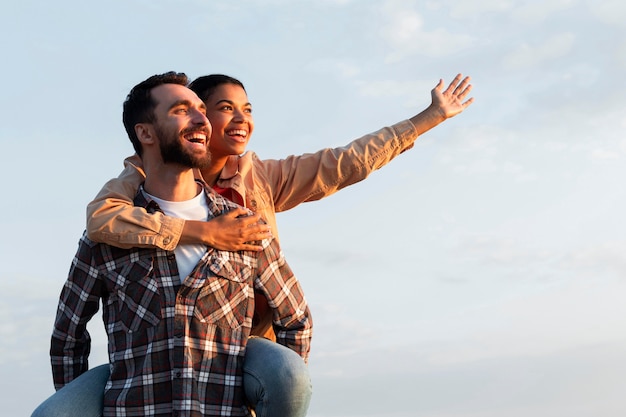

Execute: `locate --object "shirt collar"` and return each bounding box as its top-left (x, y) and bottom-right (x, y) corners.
top-left (219, 155), bottom-right (242, 181)
top-left (134, 180), bottom-right (242, 219)
top-left (134, 180), bottom-right (209, 213)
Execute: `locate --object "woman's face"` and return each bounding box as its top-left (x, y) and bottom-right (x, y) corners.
top-left (204, 83), bottom-right (255, 160)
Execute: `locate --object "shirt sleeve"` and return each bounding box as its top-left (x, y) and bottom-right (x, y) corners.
top-left (258, 119), bottom-right (418, 212)
top-left (254, 239), bottom-right (312, 362)
top-left (50, 234), bottom-right (104, 389)
top-left (86, 156), bottom-right (184, 251)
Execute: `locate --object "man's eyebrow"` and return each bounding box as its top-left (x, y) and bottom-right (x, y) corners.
top-left (169, 99), bottom-right (206, 111)
top-left (168, 99), bottom-right (192, 110)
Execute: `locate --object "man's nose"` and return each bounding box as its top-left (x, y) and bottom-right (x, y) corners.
top-left (191, 108), bottom-right (210, 125)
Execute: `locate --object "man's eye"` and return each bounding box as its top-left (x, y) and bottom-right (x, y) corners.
top-left (174, 108), bottom-right (188, 114)
top-left (244, 108), bottom-right (252, 114)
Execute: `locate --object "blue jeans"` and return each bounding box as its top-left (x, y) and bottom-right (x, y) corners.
top-left (31, 337), bottom-right (312, 417)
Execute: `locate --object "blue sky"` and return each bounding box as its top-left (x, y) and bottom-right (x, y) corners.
top-left (2, 1), bottom-right (626, 416)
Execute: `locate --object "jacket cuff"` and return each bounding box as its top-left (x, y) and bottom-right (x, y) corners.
top-left (391, 119), bottom-right (420, 152)
top-left (157, 216), bottom-right (185, 251)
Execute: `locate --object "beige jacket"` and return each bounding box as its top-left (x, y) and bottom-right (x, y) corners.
top-left (86, 119), bottom-right (419, 250)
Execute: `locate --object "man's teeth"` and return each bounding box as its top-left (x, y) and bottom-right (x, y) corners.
top-left (185, 133), bottom-right (206, 143)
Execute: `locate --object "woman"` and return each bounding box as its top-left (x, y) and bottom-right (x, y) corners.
top-left (33, 73), bottom-right (473, 417)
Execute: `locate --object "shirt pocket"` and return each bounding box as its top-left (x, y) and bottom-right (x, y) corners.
top-left (246, 189), bottom-right (271, 213)
top-left (111, 258), bottom-right (162, 333)
top-left (193, 253), bottom-right (253, 330)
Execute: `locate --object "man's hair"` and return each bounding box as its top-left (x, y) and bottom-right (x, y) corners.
top-left (189, 74), bottom-right (246, 103)
top-left (122, 71), bottom-right (189, 156)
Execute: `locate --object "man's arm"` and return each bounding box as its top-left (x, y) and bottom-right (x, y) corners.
top-left (86, 156), bottom-right (269, 251)
top-left (254, 239), bottom-right (312, 362)
top-left (256, 74), bottom-right (474, 213)
top-left (50, 234), bottom-right (103, 389)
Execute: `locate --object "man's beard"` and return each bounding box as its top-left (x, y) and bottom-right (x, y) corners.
top-left (156, 124), bottom-right (211, 169)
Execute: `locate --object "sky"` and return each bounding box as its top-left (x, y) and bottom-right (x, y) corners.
top-left (1, 0), bottom-right (626, 416)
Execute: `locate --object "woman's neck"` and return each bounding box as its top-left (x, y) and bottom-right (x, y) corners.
top-left (201, 155), bottom-right (228, 186)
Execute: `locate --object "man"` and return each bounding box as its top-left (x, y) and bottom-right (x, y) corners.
top-left (40, 72), bottom-right (312, 417)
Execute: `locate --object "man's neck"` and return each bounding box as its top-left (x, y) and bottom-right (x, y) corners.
top-left (143, 166), bottom-right (200, 202)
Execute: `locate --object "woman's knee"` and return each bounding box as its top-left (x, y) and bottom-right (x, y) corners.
top-left (30, 364), bottom-right (110, 417)
top-left (244, 338), bottom-right (312, 416)
top-left (244, 337), bottom-right (312, 399)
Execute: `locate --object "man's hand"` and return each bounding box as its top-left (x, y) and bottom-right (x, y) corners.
top-left (181, 207), bottom-right (272, 251)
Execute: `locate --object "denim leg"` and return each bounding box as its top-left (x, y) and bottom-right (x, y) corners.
top-left (243, 337), bottom-right (312, 417)
top-left (31, 363), bottom-right (109, 417)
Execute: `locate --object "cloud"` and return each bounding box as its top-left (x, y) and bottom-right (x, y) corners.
top-left (615, 41), bottom-right (626, 68)
top-left (305, 58), bottom-right (361, 79)
top-left (0, 278), bottom-right (60, 366)
top-left (421, 278), bottom-right (626, 366)
top-left (591, 149), bottom-right (621, 160)
top-left (445, 0), bottom-right (574, 23)
top-left (436, 124), bottom-right (539, 182)
top-left (585, 0), bottom-right (626, 26)
top-left (502, 32), bottom-right (576, 70)
top-left (451, 233), bottom-right (558, 269)
top-left (317, 0), bottom-right (354, 5)
top-left (446, 0), bottom-right (516, 18)
top-left (308, 340), bottom-right (626, 417)
top-left (377, 0), bottom-right (475, 62)
top-left (354, 78), bottom-right (432, 101)
top-left (559, 240), bottom-right (626, 275)
top-left (536, 102), bottom-right (626, 162)
top-left (512, 0), bottom-right (576, 23)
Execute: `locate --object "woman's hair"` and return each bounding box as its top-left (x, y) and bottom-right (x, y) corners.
top-left (189, 74), bottom-right (246, 102)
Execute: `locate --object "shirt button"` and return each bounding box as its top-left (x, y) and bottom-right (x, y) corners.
top-left (176, 371), bottom-right (182, 378)
top-left (163, 236), bottom-right (171, 245)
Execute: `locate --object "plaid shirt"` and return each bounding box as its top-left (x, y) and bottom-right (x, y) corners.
top-left (50, 186), bottom-right (312, 417)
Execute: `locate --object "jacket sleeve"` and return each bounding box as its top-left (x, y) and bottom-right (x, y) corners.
top-left (86, 156), bottom-right (183, 251)
top-left (259, 119), bottom-right (418, 212)
top-left (254, 239), bottom-right (312, 362)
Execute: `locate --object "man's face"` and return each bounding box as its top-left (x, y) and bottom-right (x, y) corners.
top-left (151, 84), bottom-right (212, 168)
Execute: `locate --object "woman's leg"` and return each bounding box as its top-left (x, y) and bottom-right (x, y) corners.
top-left (31, 364), bottom-right (109, 417)
top-left (243, 337), bottom-right (312, 417)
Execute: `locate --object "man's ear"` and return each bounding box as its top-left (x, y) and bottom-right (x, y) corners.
top-left (135, 123), bottom-right (156, 146)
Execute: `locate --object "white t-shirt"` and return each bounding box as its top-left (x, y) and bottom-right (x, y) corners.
top-left (142, 186), bottom-right (209, 283)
